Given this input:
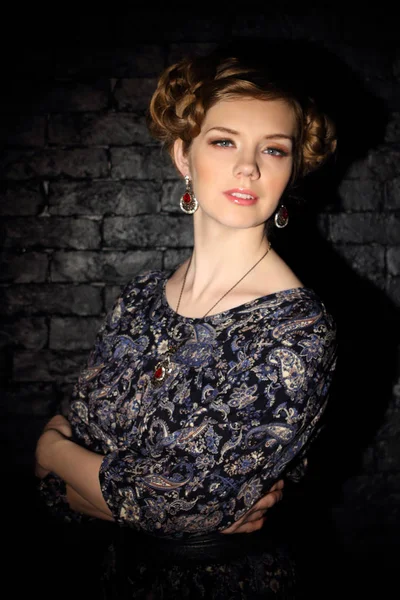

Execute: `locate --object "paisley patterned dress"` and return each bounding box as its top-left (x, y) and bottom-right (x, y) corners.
top-left (39, 270), bottom-right (337, 598)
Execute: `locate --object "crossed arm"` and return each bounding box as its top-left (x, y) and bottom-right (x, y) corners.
top-left (36, 414), bottom-right (284, 534)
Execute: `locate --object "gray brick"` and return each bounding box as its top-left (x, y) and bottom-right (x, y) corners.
top-left (316, 214), bottom-right (329, 238)
top-left (58, 382), bottom-right (75, 416)
top-left (385, 178), bottom-right (400, 210)
top-left (48, 180), bottom-right (160, 216)
top-left (361, 446), bottom-right (376, 473)
top-left (0, 183), bottom-right (44, 216)
top-left (105, 285), bottom-right (123, 312)
top-left (375, 407), bottom-right (400, 439)
top-left (81, 112), bottom-right (153, 146)
top-left (343, 157), bottom-right (374, 179)
top-left (113, 46), bottom-right (164, 77)
top-left (2, 115), bottom-right (45, 147)
top-left (375, 438), bottom-right (400, 471)
top-left (387, 247), bottom-right (400, 276)
top-left (164, 248), bottom-right (192, 271)
top-left (0, 148), bottom-right (109, 180)
top-left (111, 147), bottom-right (176, 180)
top-left (13, 350), bottom-right (87, 382)
top-left (231, 13), bottom-right (313, 41)
top-left (338, 180), bottom-right (382, 211)
top-left (339, 474), bottom-right (385, 506)
top-left (161, 179), bottom-right (185, 213)
top-left (0, 317), bottom-right (48, 350)
top-left (331, 43), bottom-right (393, 80)
top-left (384, 112), bottom-right (400, 143)
top-left (365, 79), bottom-right (400, 112)
top-left (48, 114), bottom-right (82, 144)
top-left (332, 244), bottom-right (385, 279)
top-left (387, 473), bottom-right (400, 494)
top-left (328, 214), bottom-right (400, 244)
top-left (394, 49), bottom-right (400, 78)
top-left (167, 43), bottom-right (218, 64)
top-left (1, 217), bottom-right (101, 249)
top-left (0, 348), bottom-right (8, 379)
top-left (104, 215), bottom-right (193, 248)
top-left (2, 383), bottom-right (57, 416)
top-left (50, 317), bottom-right (103, 350)
top-left (0, 284), bottom-right (102, 315)
top-left (51, 250), bottom-right (162, 282)
top-left (337, 474), bottom-right (400, 531)
top-left (370, 150), bottom-right (400, 181)
top-left (28, 81), bottom-right (109, 113)
top-left (162, 18), bottom-right (225, 42)
top-left (113, 78), bottom-right (158, 111)
top-left (0, 252), bottom-right (48, 282)
top-left (386, 277), bottom-right (400, 308)
top-left (58, 47), bottom-right (165, 77)
top-left (393, 373), bottom-right (400, 409)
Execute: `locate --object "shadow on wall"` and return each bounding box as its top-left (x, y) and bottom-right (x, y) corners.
top-left (217, 37), bottom-right (399, 593)
top-left (239, 37), bottom-right (398, 481)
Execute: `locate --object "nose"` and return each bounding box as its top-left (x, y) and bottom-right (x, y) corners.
top-left (233, 152), bottom-right (260, 180)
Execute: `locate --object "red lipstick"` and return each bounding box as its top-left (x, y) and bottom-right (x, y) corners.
top-left (223, 188), bottom-right (259, 206)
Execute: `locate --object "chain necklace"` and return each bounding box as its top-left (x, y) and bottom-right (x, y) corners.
top-left (152, 242), bottom-right (272, 385)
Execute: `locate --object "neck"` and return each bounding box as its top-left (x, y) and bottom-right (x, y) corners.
top-left (185, 218), bottom-right (271, 301)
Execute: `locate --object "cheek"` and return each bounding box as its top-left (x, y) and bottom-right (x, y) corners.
top-left (190, 155), bottom-right (219, 186)
top-left (270, 161), bottom-right (293, 190)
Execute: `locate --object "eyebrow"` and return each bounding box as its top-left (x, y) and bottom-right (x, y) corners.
top-left (206, 126), bottom-right (293, 141)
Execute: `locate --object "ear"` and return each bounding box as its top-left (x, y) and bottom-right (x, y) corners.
top-left (173, 139), bottom-right (190, 178)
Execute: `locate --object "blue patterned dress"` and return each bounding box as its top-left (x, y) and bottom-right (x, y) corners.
top-left (39, 270), bottom-right (337, 598)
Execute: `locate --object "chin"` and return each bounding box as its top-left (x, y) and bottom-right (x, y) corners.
top-left (216, 215), bottom-right (266, 230)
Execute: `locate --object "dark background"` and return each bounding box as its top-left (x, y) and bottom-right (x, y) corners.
top-left (1, 5), bottom-right (399, 598)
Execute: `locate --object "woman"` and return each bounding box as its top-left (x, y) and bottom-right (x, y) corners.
top-left (36, 47), bottom-right (337, 598)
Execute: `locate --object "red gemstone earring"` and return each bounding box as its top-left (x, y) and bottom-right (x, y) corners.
top-left (274, 205), bottom-right (289, 228)
top-left (180, 175), bottom-right (198, 214)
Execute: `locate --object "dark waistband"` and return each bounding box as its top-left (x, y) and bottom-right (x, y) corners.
top-left (115, 527), bottom-right (278, 566)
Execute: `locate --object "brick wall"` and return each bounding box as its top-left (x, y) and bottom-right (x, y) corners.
top-left (1, 9), bottom-right (399, 593)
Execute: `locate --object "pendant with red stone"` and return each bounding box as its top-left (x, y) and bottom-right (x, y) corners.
top-left (153, 353), bottom-right (173, 385)
top-left (154, 364), bottom-right (166, 381)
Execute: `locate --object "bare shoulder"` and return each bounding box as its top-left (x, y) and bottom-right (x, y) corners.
top-left (255, 250), bottom-right (303, 296)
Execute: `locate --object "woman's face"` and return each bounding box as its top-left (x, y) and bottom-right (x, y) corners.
top-left (175, 97), bottom-right (296, 231)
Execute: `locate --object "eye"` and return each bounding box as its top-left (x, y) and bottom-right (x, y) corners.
top-left (210, 139), bottom-right (235, 148)
top-left (263, 147), bottom-right (289, 157)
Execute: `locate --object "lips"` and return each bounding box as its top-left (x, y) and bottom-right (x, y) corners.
top-left (223, 188), bottom-right (259, 206)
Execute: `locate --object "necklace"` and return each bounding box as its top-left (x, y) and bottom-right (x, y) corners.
top-left (152, 242), bottom-right (272, 385)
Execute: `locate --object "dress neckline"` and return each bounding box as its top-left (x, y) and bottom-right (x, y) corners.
top-left (160, 271), bottom-right (315, 323)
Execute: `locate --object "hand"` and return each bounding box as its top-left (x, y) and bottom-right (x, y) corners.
top-left (43, 414), bottom-right (72, 438)
top-left (35, 415), bottom-right (72, 479)
top-left (220, 479), bottom-right (284, 534)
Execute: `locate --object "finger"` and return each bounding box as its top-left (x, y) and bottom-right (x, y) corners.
top-left (251, 490), bottom-right (282, 511)
top-left (238, 518), bottom-right (265, 534)
top-left (269, 479), bottom-right (284, 492)
top-left (44, 415), bottom-right (72, 436)
top-left (242, 511), bottom-right (267, 524)
top-left (251, 494), bottom-right (274, 510)
top-left (227, 517), bottom-right (265, 534)
top-left (44, 414), bottom-right (69, 427)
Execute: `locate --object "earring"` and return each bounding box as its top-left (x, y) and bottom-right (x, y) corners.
top-left (180, 175), bottom-right (198, 214)
top-left (274, 205), bottom-right (289, 228)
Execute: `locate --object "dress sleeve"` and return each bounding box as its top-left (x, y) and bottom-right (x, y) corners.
top-left (38, 474), bottom-right (85, 523)
top-left (99, 301), bottom-right (338, 535)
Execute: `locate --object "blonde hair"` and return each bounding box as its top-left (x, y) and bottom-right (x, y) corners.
top-left (148, 52), bottom-right (337, 184)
